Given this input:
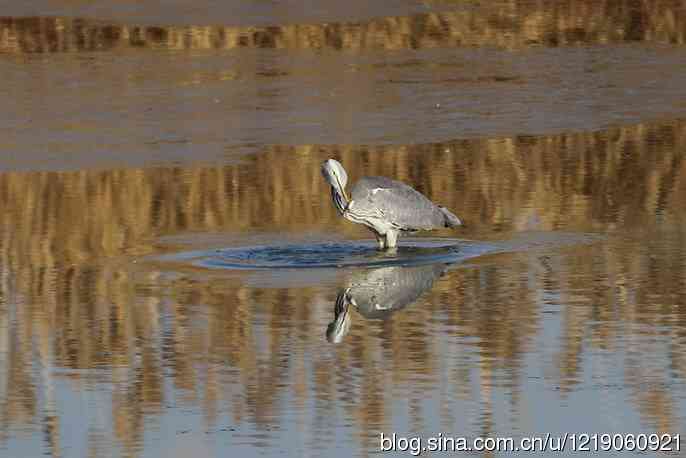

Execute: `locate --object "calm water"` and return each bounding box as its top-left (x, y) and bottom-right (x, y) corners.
top-left (2, 1), bottom-right (686, 457)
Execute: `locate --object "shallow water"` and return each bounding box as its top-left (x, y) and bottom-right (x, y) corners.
top-left (2, 1), bottom-right (686, 457)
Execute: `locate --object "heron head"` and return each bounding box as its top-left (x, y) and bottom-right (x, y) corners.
top-left (325, 290), bottom-right (351, 344)
top-left (321, 159), bottom-right (350, 212)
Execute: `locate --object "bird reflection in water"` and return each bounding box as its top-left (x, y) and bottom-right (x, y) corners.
top-left (326, 263), bottom-right (448, 343)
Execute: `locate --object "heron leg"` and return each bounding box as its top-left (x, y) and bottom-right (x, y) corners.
top-left (385, 230), bottom-right (398, 249)
top-left (375, 234), bottom-right (386, 250)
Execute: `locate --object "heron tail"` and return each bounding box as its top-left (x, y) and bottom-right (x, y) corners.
top-left (438, 206), bottom-right (463, 228)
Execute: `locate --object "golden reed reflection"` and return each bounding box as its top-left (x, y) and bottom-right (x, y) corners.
top-left (0, 120), bottom-right (685, 454)
top-left (1, 0), bottom-right (686, 54)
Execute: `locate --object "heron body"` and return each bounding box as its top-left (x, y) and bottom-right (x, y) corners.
top-left (343, 264), bottom-right (447, 318)
top-left (326, 264), bottom-right (447, 343)
top-left (321, 159), bottom-right (462, 249)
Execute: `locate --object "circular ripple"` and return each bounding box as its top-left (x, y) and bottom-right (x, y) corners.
top-left (195, 238), bottom-right (491, 270)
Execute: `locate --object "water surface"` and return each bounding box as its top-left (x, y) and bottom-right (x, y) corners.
top-left (1, 1), bottom-right (686, 457)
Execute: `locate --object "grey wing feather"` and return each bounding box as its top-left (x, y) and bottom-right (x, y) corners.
top-left (348, 264), bottom-right (446, 318)
top-left (350, 177), bottom-right (446, 230)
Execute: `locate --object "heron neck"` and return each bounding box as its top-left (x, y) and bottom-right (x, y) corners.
top-left (331, 187), bottom-right (349, 214)
top-left (326, 291), bottom-right (351, 343)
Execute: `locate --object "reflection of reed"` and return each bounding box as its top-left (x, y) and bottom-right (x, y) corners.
top-left (0, 121), bottom-right (683, 274)
top-left (1, 1), bottom-right (685, 53)
top-left (0, 120), bottom-right (685, 453)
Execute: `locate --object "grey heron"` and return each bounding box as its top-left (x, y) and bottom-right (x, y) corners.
top-left (321, 159), bottom-right (462, 249)
top-left (326, 263), bottom-right (447, 343)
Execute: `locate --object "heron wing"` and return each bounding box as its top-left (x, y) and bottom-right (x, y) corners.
top-left (348, 264), bottom-right (447, 318)
top-left (349, 177), bottom-right (445, 230)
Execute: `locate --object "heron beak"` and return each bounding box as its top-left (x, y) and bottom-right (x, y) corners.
top-left (335, 176), bottom-right (349, 204)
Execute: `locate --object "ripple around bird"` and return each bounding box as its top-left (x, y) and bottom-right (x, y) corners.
top-left (153, 231), bottom-right (602, 271)
top-left (192, 238), bottom-right (495, 270)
